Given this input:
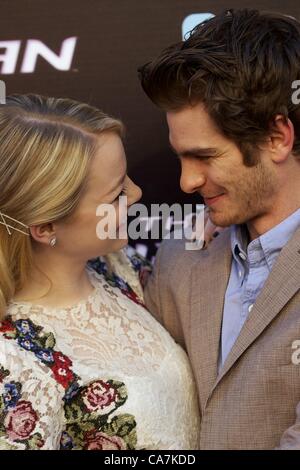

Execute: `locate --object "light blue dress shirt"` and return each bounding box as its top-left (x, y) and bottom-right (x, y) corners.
top-left (219, 208), bottom-right (300, 370)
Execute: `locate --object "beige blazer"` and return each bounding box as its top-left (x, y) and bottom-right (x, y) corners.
top-left (144, 227), bottom-right (300, 449)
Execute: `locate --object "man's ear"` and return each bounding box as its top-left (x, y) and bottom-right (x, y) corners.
top-left (29, 223), bottom-right (56, 246)
top-left (268, 114), bottom-right (294, 163)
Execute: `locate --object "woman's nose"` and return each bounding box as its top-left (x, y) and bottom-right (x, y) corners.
top-left (128, 179), bottom-right (142, 205)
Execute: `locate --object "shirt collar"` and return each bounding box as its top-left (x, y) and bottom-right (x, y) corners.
top-left (231, 208), bottom-right (300, 271)
top-left (259, 207), bottom-right (300, 270)
top-left (230, 224), bottom-right (248, 267)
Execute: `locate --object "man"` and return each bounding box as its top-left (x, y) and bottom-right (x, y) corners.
top-left (139, 9), bottom-right (300, 449)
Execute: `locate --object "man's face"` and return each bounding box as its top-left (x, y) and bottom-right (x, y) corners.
top-left (167, 103), bottom-right (277, 228)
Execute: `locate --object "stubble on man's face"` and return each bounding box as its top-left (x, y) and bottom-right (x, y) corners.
top-left (208, 158), bottom-right (278, 228)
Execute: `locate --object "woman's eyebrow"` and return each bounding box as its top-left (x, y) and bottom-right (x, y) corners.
top-left (111, 171), bottom-right (127, 193)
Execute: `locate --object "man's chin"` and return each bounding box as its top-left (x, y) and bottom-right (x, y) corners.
top-left (209, 211), bottom-right (241, 228)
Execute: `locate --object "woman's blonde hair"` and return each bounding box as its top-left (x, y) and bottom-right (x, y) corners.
top-left (0, 93), bottom-right (124, 320)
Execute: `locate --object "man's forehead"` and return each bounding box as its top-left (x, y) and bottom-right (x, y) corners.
top-left (167, 105), bottom-right (225, 152)
top-left (167, 104), bottom-right (217, 134)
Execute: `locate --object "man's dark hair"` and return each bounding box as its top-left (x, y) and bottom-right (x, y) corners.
top-left (139, 9), bottom-right (300, 166)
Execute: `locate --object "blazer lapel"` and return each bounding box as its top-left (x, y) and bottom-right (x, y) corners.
top-left (189, 229), bottom-right (232, 409)
top-left (215, 227), bottom-right (300, 387)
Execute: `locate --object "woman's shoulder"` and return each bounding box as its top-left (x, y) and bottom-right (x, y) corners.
top-left (0, 317), bottom-right (26, 360)
top-left (0, 316), bottom-right (62, 378)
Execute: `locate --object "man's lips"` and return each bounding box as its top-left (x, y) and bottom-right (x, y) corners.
top-left (203, 194), bottom-right (225, 206)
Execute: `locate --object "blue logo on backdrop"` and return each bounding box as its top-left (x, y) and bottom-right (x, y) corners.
top-left (182, 13), bottom-right (214, 39)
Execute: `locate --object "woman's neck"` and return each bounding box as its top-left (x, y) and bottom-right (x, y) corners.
top-left (14, 249), bottom-right (95, 308)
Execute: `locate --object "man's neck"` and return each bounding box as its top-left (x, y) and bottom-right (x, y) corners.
top-left (247, 195), bottom-right (300, 242)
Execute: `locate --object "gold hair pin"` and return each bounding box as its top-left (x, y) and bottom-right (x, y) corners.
top-left (0, 211), bottom-right (30, 236)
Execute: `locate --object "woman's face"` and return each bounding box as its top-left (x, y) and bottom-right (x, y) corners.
top-left (54, 131), bottom-right (142, 260)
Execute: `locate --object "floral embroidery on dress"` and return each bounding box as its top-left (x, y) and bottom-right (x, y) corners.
top-left (126, 250), bottom-right (153, 289)
top-left (0, 367), bottom-right (44, 450)
top-left (0, 317), bottom-right (137, 450)
top-left (61, 379), bottom-right (136, 450)
top-left (0, 366), bottom-right (10, 384)
top-left (88, 257), bottom-right (147, 308)
top-left (0, 317), bottom-right (79, 392)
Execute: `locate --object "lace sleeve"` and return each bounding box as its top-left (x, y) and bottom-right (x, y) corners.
top-left (0, 338), bottom-right (65, 450)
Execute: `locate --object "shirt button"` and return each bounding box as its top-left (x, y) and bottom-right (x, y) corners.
top-left (239, 270), bottom-right (242, 278)
top-left (248, 304), bottom-right (254, 313)
top-left (239, 252), bottom-right (247, 261)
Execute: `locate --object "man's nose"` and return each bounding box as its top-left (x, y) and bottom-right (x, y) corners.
top-left (180, 162), bottom-right (206, 194)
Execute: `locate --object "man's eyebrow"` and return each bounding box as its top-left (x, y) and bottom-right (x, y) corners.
top-left (169, 144), bottom-right (218, 158)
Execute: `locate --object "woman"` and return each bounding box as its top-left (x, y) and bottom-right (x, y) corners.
top-left (0, 94), bottom-right (200, 450)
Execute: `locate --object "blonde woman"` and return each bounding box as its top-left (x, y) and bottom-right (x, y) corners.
top-left (0, 94), bottom-right (200, 450)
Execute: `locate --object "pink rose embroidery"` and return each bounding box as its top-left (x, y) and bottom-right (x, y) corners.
top-left (82, 380), bottom-right (117, 414)
top-left (4, 400), bottom-right (38, 441)
top-left (84, 431), bottom-right (126, 450)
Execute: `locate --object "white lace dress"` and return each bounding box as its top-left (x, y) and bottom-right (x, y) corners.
top-left (0, 250), bottom-right (200, 450)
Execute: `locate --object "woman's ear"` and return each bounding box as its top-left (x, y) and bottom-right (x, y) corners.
top-left (29, 223), bottom-right (56, 246)
top-left (268, 114), bottom-right (294, 163)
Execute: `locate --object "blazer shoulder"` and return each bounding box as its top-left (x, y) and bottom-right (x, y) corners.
top-left (158, 227), bottom-right (230, 257)
top-left (157, 227), bottom-right (231, 268)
